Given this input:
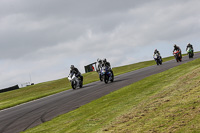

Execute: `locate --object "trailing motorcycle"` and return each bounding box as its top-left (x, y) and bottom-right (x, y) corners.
top-left (97, 68), bottom-right (103, 81)
top-left (186, 47), bottom-right (194, 58)
top-left (153, 53), bottom-right (162, 65)
top-left (101, 66), bottom-right (114, 84)
top-left (68, 73), bottom-right (83, 89)
top-left (173, 50), bottom-right (182, 62)
top-left (99, 72), bottom-right (103, 81)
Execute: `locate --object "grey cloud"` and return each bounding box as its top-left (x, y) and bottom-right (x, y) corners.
top-left (0, 0), bottom-right (151, 17)
top-left (0, 0), bottom-right (163, 59)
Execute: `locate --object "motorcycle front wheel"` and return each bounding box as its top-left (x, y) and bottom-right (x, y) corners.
top-left (71, 82), bottom-right (76, 89)
top-left (104, 75), bottom-right (109, 84)
top-left (189, 53), bottom-right (193, 58)
top-left (176, 56), bottom-right (179, 62)
top-left (160, 60), bottom-right (162, 65)
top-left (156, 60), bottom-right (159, 65)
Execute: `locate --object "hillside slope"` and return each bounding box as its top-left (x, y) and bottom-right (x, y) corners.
top-left (24, 58), bottom-right (200, 133)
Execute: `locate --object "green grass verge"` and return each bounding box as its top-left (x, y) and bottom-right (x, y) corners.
top-left (0, 55), bottom-right (177, 110)
top-left (23, 58), bottom-right (200, 133)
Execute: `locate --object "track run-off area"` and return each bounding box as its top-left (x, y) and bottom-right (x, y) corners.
top-left (0, 53), bottom-right (200, 133)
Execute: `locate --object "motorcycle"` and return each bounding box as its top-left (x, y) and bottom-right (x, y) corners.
top-left (101, 66), bottom-right (114, 84)
top-left (97, 68), bottom-right (103, 81)
top-left (173, 50), bottom-right (182, 62)
top-left (186, 47), bottom-right (194, 58)
top-left (68, 73), bottom-right (83, 89)
top-left (99, 71), bottom-right (103, 81)
top-left (153, 53), bottom-right (162, 65)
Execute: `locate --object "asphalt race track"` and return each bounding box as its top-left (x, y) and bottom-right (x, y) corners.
top-left (0, 53), bottom-right (200, 133)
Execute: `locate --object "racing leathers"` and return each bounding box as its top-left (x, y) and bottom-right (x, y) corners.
top-left (102, 61), bottom-right (113, 75)
top-left (186, 43), bottom-right (193, 51)
top-left (70, 67), bottom-right (83, 82)
top-left (173, 45), bottom-right (182, 58)
top-left (153, 50), bottom-right (162, 61)
top-left (97, 60), bottom-right (103, 72)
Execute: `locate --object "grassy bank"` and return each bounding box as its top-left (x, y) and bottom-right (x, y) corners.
top-left (24, 58), bottom-right (200, 133)
top-left (0, 56), bottom-right (177, 110)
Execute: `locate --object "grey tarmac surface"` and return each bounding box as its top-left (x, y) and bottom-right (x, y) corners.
top-left (0, 53), bottom-right (200, 133)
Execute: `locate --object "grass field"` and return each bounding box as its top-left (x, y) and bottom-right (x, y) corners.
top-left (0, 55), bottom-right (177, 110)
top-left (23, 58), bottom-right (200, 133)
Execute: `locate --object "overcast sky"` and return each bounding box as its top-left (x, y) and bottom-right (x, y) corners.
top-left (0, 0), bottom-right (200, 89)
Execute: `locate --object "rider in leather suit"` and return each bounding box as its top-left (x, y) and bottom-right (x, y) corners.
top-left (70, 65), bottom-right (83, 82)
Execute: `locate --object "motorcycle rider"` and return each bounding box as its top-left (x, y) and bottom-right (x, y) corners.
top-left (186, 43), bottom-right (193, 50)
top-left (153, 49), bottom-right (162, 61)
top-left (97, 58), bottom-right (103, 72)
top-left (186, 43), bottom-right (194, 55)
top-left (102, 58), bottom-right (114, 75)
top-left (173, 44), bottom-right (182, 58)
top-left (70, 65), bottom-right (83, 82)
top-left (97, 58), bottom-right (103, 80)
top-left (154, 49), bottom-right (160, 55)
top-left (102, 58), bottom-right (111, 68)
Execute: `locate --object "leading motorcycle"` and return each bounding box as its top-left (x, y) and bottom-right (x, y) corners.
top-left (68, 73), bottom-right (83, 89)
top-left (186, 47), bottom-right (194, 58)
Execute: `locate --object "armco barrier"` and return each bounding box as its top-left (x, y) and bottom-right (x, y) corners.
top-left (0, 85), bottom-right (19, 93)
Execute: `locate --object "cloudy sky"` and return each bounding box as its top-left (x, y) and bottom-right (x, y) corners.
top-left (0, 0), bottom-right (200, 89)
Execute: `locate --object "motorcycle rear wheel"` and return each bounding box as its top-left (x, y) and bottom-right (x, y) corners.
top-left (176, 57), bottom-right (179, 62)
top-left (111, 72), bottom-right (114, 82)
top-left (79, 81), bottom-right (83, 88)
